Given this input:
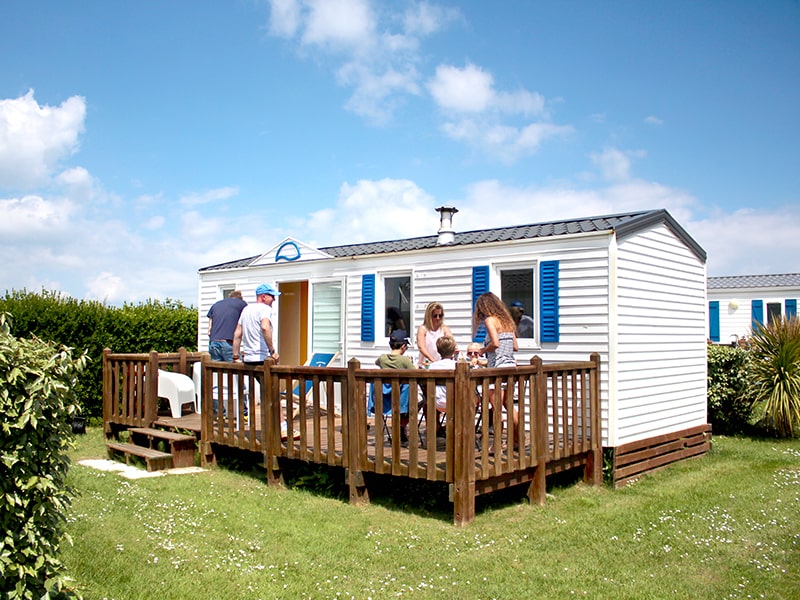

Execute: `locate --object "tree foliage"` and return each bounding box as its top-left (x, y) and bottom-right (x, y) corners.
top-left (748, 316), bottom-right (800, 438)
top-left (0, 313), bottom-right (86, 598)
top-left (0, 290), bottom-right (197, 418)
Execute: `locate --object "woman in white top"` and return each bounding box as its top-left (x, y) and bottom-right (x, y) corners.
top-left (416, 302), bottom-right (456, 367)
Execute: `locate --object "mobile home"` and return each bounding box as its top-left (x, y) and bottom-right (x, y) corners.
top-left (198, 207), bottom-right (710, 464)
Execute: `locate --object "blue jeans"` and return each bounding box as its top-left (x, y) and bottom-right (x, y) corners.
top-left (209, 340), bottom-right (233, 362)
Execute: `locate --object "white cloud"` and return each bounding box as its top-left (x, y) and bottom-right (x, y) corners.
top-left (644, 115), bottom-right (664, 126)
top-left (403, 1), bottom-right (461, 36)
top-left (267, 0), bottom-right (459, 122)
top-left (0, 194), bottom-right (75, 240)
top-left (687, 207), bottom-right (800, 276)
top-left (303, 178), bottom-right (437, 244)
top-left (441, 119), bottom-right (573, 163)
top-left (428, 63), bottom-right (569, 162)
top-left (428, 63), bottom-right (544, 117)
top-left (302, 0), bottom-right (375, 50)
top-left (0, 90), bottom-right (86, 190)
top-left (428, 63), bottom-right (495, 113)
top-left (268, 0), bottom-right (302, 37)
top-left (179, 186), bottom-right (239, 207)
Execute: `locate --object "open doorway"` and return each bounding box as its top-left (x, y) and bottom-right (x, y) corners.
top-left (277, 281), bottom-right (308, 366)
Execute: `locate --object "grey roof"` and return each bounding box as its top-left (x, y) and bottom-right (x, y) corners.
top-left (199, 208), bottom-right (706, 272)
top-left (708, 273), bottom-right (800, 290)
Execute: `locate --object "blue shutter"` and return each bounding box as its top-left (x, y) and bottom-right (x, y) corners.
top-left (751, 299), bottom-right (763, 332)
top-left (786, 299), bottom-right (797, 319)
top-left (540, 260), bottom-right (560, 343)
top-left (472, 266), bottom-right (489, 342)
top-left (361, 274), bottom-right (375, 342)
top-left (709, 301), bottom-right (720, 342)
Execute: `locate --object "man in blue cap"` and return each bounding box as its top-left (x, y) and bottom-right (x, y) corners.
top-left (233, 283), bottom-right (281, 365)
top-left (510, 300), bottom-right (534, 338)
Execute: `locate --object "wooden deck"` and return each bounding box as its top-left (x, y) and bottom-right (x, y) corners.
top-left (103, 348), bottom-right (602, 526)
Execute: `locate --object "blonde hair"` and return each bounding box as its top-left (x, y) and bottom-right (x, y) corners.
top-left (473, 292), bottom-right (515, 335)
top-left (435, 335), bottom-right (456, 359)
top-left (423, 302), bottom-right (446, 331)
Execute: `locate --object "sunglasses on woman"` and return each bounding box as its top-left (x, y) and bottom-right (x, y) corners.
top-left (466, 351), bottom-right (480, 357)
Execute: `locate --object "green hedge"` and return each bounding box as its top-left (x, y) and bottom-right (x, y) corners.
top-left (0, 313), bottom-right (86, 598)
top-left (0, 290), bottom-right (197, 419)
top-left (707, 343), bottom-right (755, 434)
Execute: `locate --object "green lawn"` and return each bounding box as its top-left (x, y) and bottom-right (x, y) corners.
top-left (62, 430), bottom-right (800, 599)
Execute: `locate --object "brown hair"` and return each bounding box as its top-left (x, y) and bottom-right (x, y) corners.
top-left (435, 335), bottom-right (456, 359)
top-left (473, 292), bottom-right (515, 335)
top-left (423, 302), bottom-right (445, 331)
top-left (230, 290), bottom-right (243, 299)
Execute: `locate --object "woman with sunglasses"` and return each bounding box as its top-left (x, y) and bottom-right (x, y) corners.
top-left (416, 302), bottom-right (456, 367)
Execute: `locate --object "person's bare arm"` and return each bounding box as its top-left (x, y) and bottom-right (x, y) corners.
top-left (232, 323), bottom-right (243, 361)
top-left (480, 317), bottom-right (500, 355)
top-left (207, 317), bottom-right (213, 337)
top-left (261, 317), bottom-right (279, 362)
top-left (416, 326), bottom-right (435, 363)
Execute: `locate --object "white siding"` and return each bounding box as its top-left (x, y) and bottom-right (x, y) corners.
top-left (708, 287), bottom-right (800, 344)
top-left (613, 224), bottom-right (707, 446)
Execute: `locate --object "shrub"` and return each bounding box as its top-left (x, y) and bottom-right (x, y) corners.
top-left (748, 317), bottom-right (800, 438)
top-left (0, 290), bottom-right (197, 419)
top-left (707, 343), bottom-right (755, 434)
top-left (0, 313), bottom-right (86, 598)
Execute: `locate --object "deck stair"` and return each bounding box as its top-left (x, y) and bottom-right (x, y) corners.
top-left (106, 427), bottom-right (197, 471)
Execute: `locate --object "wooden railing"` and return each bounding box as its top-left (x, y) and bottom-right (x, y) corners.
top-left (103, 350), bottom-right (601, 526)
top-left (102, 347), bottom-right (204, 434)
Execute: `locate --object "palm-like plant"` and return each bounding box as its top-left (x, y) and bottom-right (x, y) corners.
top-left (748, 316), bottom-right (800, 437)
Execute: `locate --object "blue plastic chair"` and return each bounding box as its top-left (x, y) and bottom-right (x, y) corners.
top-left (289, 352), bottom-right (339, 403)
top-left (368, 382), bottom-right (410, 442)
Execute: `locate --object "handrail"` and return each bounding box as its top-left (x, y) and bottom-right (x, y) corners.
top-left (103, 350), bottom-right (601, 526)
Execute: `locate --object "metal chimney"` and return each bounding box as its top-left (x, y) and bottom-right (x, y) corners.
top-left (435, 206), bottom-right (458, 245)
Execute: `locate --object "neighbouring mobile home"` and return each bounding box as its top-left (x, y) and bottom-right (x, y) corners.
top-left (707, 273), bottom-right (800, 345)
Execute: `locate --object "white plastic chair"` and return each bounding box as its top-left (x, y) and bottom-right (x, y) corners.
top-left (157, 369), bottom-right (197, 418)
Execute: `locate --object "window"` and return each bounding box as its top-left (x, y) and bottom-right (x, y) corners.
top-left (767, 302), bottom-right (782, 325)
top-left (384, 275), bottom-right (411, 337)
top-left (499, 267), bottom-right (535, 339)
top-left (221, 287), bottom-right (235, 299)
top-left (312, 281), bottom-right (342, 355)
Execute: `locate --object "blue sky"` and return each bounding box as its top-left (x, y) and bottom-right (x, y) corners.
top-left (1, 0), bottom-right (798, 305)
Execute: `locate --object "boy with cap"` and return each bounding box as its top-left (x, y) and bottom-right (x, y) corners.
top-left (374, 329), bottom-right (414, 444)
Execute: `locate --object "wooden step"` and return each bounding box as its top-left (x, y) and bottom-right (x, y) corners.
top-left (106, 442), bottom-right (173, 472)
top-left (129, 427), bottom-right (197, 469)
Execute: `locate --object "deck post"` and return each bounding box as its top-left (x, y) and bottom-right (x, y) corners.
top-left (146, 351), bottom-right (159, 425)
top-left (102, 348), bottom-right (112, 438)
top-left (346, 358), bottom-right (369, 505)
top-left (452, 361), bottom-right (476, 526)
top-left (178, 347), bottom-right (188, 376)
top-left (199, 355), bottom-right (216, 466)
top-left (530, 356), bottom-right (547, 506)
top-left (585, 352), bottom-right (603, 486)
top-left (264, 359), bottom-right (283, 486)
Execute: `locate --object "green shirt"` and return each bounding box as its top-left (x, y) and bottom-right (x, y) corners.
top-left (375, 353), bottom-right (415, 369)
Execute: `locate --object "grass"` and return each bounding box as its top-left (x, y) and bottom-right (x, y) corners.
top-left (62, 429), bottom-right (800, 599)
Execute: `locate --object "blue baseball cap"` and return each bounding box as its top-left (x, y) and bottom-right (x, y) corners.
top-left (255, 283), bottom-right (281, 297)
top-left (510, 300), bottom-right (524, 308)
top-left (389, 329), bottom-right (411, 345)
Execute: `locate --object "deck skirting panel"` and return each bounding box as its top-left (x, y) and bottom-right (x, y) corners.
top-left (612, 424), bottom-right (712, 488)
